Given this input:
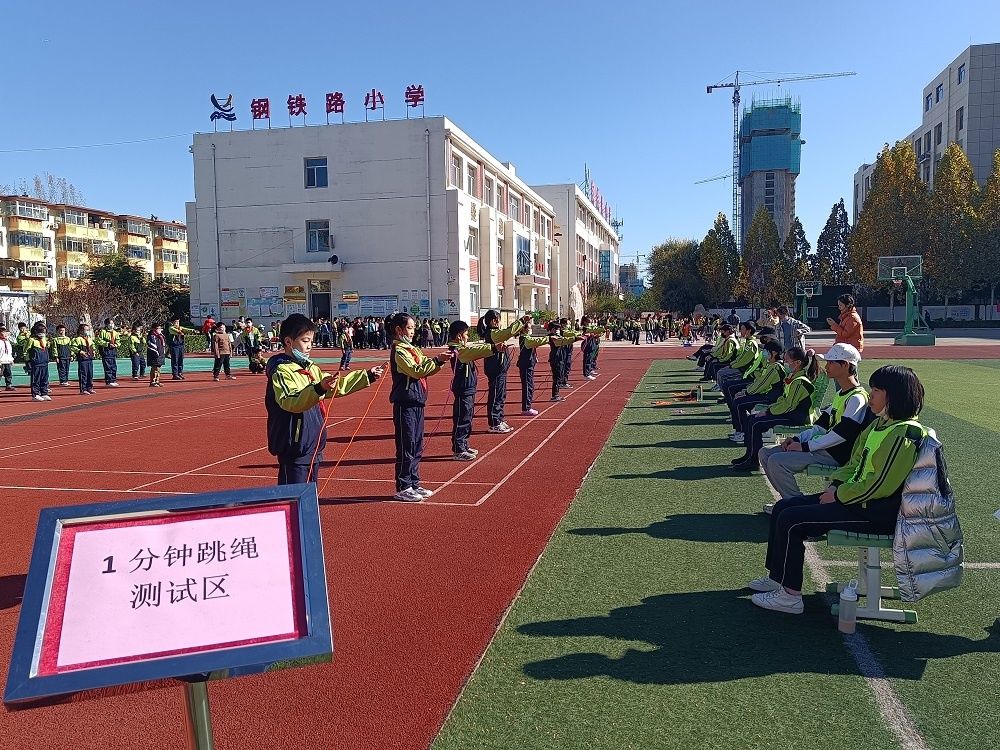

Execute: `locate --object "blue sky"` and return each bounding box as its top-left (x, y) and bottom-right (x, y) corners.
top-left (3, 1), bottom-right (998, 266)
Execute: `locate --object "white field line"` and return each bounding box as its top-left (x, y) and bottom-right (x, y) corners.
top-left (761, 477), bottom-right (931, 750)
top-left (0, 485), bottom-right (190, 496)
top-left (126, 417), bottom-right (354, 491)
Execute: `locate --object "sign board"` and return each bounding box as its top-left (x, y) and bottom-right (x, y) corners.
top-left (199, 303), bottom-right (219, 319)
top-left (342, 291), bottom-right (359, 303)
top-left (359, 295), bottom-right (398, 317)
top-left (4, 484), bottom-right (332, 704)
top-left (283, 286), bottom-right (306, 301)
top-left (437, 299), bottom-right (459, 317)
top-left (259, 287), bottom-right (279, 299)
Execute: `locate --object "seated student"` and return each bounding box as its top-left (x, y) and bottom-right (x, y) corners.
top-left (702, 324), bottom-right (741, 382)
top-left (727, 340), bottom-right (784, 437)
top-left (713, 321), bottom-right (759, 391)
top-left (447, 321), bottom-right (495, 461)
top-left (721, 327), bottom-right (775, 406)
top-left (730, 346), bottom-right (819, 471)
top-left (759, 344), bottom-right (874, 501)
top-left (748, 365), bottom-right (927, 614)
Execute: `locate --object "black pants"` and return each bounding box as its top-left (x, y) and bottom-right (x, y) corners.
top-left (30, 361), bottom-right (50, 396)
top-left (277, 459), bottom-right (320, 486)
top-left (213, 355), bottom-right (232, 377)
top-left (170, 345), bottom-right (185, 377)
top-left (582, 344), bottom-right (596, 376)
top-left (393, 402), bottom-right (424, 491)
top-left (131, 353), bottom-right (146, 378)
top-left (722, 378), bottom-right (752, 410)
top-left (0, 363), bottom-right (11, 386)
top-left (102, 348), bottom-right (118, 384)
top-left (486, 373), bottom-right (507, 427)
top-left (452, 392), bottom-right (474, 454)
top-left (738, 411), bottom-right (806, 464)
top-left (57, 357), bottom-right (70, 384)
top-left (729, 393), bottom-right (769, 430)
top-left (519, 364), bottom-right (534, 410)
top-left (340, 347), bottom-right (352, 369)
top-left (766, 494), bottom-right (897, 591)
top-left (559, 352), bottom-right (571, 386)
top-left (77, 359), bottom-right (93, 392)
top-left (550, 362), bottom-right (561, 398)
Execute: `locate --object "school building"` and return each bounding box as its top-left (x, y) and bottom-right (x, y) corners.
top-left (185, 117), bottom-right (568, 326)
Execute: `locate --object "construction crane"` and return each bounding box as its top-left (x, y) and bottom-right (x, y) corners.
top-left (706, 70), bottom-right (856, 249)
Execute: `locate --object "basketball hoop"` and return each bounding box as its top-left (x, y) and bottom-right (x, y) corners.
top-left (803, 289), bottom-right (814, 299)
top-left (893, 279), bottom-right (903, 289)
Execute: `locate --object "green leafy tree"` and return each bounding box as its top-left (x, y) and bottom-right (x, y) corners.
top-left (851, 142), bottom-right (929, 286)
top-left (782, 218), bottom-right (813, 303)
top-left (975, 149), bottom-right (1000, 307)
top-left (927, 143), bottom-right (979, 304)
top-left (697, 226), bottom-right (727, 305)
top-left (815, 199), bottom-right (852, 285)
top-left (742, 207), bottom-right (783, 306)
top-left (87, 253), bottom-right (149, 294)
top-left (647, 239), bottom-right (704, 312)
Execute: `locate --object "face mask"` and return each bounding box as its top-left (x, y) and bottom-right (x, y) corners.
top-left (289, 348), bottom-right (311, 366)
top-left (782, 363), bottom-right (793, 375)
top-left (399, 334), bottom-right (412, 344)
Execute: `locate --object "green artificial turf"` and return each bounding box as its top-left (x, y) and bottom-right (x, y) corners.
top-left (433, 358), bottom-right (1000, 750)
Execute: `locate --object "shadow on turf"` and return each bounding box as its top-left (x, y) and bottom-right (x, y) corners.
top-left (568, 513), bottom-right (767, 544)
top-left (615, 438), bottom-right (726, 449)
top-left (626, 417), bottom-right (724, 427)
top-left (608, 465), bottom-right (738, 481)
top-left (518, 591), bottom-right (1000, 685)
top-left (0, 574), bottom-right (26, 610)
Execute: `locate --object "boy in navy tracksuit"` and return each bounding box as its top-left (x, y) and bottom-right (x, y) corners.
top-left (447, 321), bottom-right (495, 461)
top-left (516, 328), bottom-right (550, 416)
top-left (266, 314), bottom-right (383, 486)
top-left (477, 310), bottom-right (533, 433)
top-left (546, 322), bottom-right (579, 402)
top-left (49, 324), bottom-right (72, 386)
top-left (168, 317), bottom-right (186, 380)
top-left (26, 322), bottom-right (51, 401)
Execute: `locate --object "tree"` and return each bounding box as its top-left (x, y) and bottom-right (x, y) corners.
top-left (927, 143), bottom-right (979, 304)
top-left (697, 212), bottom-right (741, 306)
top-left (742, 207), bottom-right (783, 306)
top-left (0, 173), bottom-right (85, 205)
top-left (87, 253), bottom-right (149, 294)
top-left (583, 277), bottom-right (623, 315)
top-left (815, 199), bottom-right (852, 285)
top-left (782, 217), bottom-right (813, 303)
top-left (975, 149), bottom-right (1000, 307)
top-left (646, 239), bottom-right (704, 312)
top-left (850, 142), bottom-right (929, 286)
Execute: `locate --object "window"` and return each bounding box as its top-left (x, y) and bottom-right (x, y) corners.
top-left (92, 241), bottom-right (115, 256)
top-left (467, 227), bottom-right (479, 257)
top-left (59, 237), bottom-right (87, 253)
top-left (308, 279), bottom-right (332, 293)
top-left (956, 106), bottom-right (965, 131)
top-left (935, 84), bottom-right (943, 103)
top-left (922, 163), bottom-right (931, 182)
top-left (22, 262), bottom-right (51, 278)
top-left (509, 194), bottom-right (520, 223)
top-left (2, 200), bottom-right (48, 220)
top-left (118, 218), bottom-right (150, 236)
top-left (496, 183), bottom-right (505, 213)
top-left (469, 283), bottom-right (479, 315)
top-left (925, 94), bottom-right (933, 112)
top-left (61, 264), bottom-right (86, 280)
top-left (306, 220), bottom-right (331, 252)
top-left (178, 252), bottom-right (188, 265)
top-left (305, 157), bottom-right (328, 188)
top-left (467, 164), bottom-right (477, 198)
top-left (450, 155), bottom-right (462, 189)
top-left (159, 249), bottom-right (180, 263)
top-left (62, 209), bottom-right (86, 226)
top-left (516, 236), bottom-right (531, 276)
top-left (914, 138), bottom-right (921, 155)
top-left (8, 231), bottom-right (49, 249)
top-left (958, 63), bottom-right (966, 84)
top-left (156, 224), bottom-right (187, 241)
top-left (484, 178), bottom-right (494, 207)
top-left (934, 122), bottom-right (942, 145)
top-left (125, 244), bottom-right (151, 260)
top-left (923, 132), bottom-right (931, 153)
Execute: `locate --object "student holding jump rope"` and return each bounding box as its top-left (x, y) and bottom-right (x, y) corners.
top-left (388, 312), bottom-right (455, 502)
top-left (447, 320), bottom-right (496, 461)
top-left (546, 321), bottom-right (581, 402)
top-left (516, 326), bottom-right (551, 416)
top-left (477, 310), bottom-right (533, 434)
top-left (266, 313), bottom-right (384, 486)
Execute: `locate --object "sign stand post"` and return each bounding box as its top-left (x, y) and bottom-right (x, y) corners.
top-left (184, 681), bottom-right (215, 750)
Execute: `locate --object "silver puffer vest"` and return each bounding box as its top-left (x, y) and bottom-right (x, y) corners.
top-left (893, 429), bottom-right (964, 602)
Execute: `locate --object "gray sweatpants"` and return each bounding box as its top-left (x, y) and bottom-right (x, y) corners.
top-left (758, 445), bottom-right (840, 500)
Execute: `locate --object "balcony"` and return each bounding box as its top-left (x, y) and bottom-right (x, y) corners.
top-left (0, 259), bottom-right (19, 280)
top-left (59, 223), bottom-right (116, 242)
top-left (7, 244), bottom-right (48, 263)
top-left (20, 262), bottom-right (53, 279)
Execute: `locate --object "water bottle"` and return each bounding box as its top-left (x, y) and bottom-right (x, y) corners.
top-left (838, 580), bottom-right (858, 634)
top-left (696, 385), bottom-right (703, 402)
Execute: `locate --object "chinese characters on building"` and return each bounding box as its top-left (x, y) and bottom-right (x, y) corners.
top-left (209, 86), bottom-right (426, 126)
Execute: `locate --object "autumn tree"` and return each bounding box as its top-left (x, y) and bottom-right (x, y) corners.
top-left (927, 143), bottom-right (979, 304)
top-left (782, 217), bottom-right (813, 303)
top-left (976, 149), bottom-right (1000, 307)
top-left (647, 238), bottom-right (704, 312)
top-left (0, 173), bottom-right (85, 205)
top-left (698, 212), bottom-right (741, 305)
top-left (814, 199), bottom-right (852, 285)
top-left (742, 207), bottom-right (783, 306)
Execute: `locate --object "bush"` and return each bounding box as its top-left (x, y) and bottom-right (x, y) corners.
top-left (184, 334), bottom-right (208, 353)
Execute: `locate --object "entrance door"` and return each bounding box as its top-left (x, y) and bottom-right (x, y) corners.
top-left (310, 292), bottom-right (331, 320)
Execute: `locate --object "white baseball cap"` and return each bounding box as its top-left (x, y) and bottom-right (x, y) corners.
top-left (825, 343), bottom-right (861, 365)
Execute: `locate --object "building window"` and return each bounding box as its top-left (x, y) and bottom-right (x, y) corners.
top-left (958, 63), bottom-right (966, 84)
top-left (935, 84), bottom-right (943, 103)
top-left (61, 264), bottom-right (86, 280)
top-left (922, 163), bottom-right (931, 182)
top-left (8, 230), bottom-right (49, 249)
top-left (925, 94), bottom-right (933, 112)
top-left (118, 218), bottom-right (150, 236)
top-left (924, 132), bottom-right (931, 153)
top-left (467, 164), bottom-right (477, 198)
top-left (125, 244), bottom-right (152, 261)
top-left (156, 224), bottom-right (187, 241)
top-left (914, 139), bottom-right (921, 156)
top-left (467, 227), bottom-right (479, 257)
top-left (516, 235), bottom-right (531, 276)
top-left (62, 209), bottom-right (86, 226)
top-left (22, 262), bottom-right (51, 278)
top-left (509, 194), bottom-right (520, 223)
top-left (484, 178), bottom-right (494, 207)
top-left (496, 184), bottom-right (505, 214)
top-left (306, 220), bottom-right (331, 252)
top-left (957, 106), bottom-right (965, 132)
top-left (934, 122), bottom-right (942, 145)
top-left (450, 155), bottom-right (462, 189)
top-left (59, 237), bottom-right (87, 253)
top-left (2, 200), bottom-right (49, 220)
top-left (305, 157), bottom-right (328, 188)
top-left (469, 283), bottom-right (479, 315)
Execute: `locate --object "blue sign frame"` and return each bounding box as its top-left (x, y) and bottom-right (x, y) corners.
top-left (4, 483), bottom-right (331, 705)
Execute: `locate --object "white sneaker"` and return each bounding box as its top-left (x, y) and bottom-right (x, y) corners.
top-left (522, 408), bottom-right (539, 416)
top-left (454, 451), bottom-right (476, 461)
top-left (42, 395), bottom-right (52, 401)
top-left (751, 588), bottom-right (804, 614)
top-left (467, 447), bottom-right (479, 456)
top-left (730, 432), bottom-right (744, 442)
top-left (748, 575), bottom-right (781, 593)
top-left (393, 488), bottom-right (423, 502)
top-left (763, 502), bottom-right (775, 515)
top-left (761, 429), bottom-right (775, 442)
top-left (488, 425), bottom-right (506, 433)
top-left (413, 486), bottom-right (434, 498)
top-left (108, 382), bottom-right (119, 387)
top-left (585, 375), bottom-right (597, 380)
top-left (498, 422), bottom-right (513, 433)
top-left (32, 395), bottom-right (45, 402)
top-left (550, 395), bottom-right (564, 402)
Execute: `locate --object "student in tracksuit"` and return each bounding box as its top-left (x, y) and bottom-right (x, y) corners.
top-left (168, 317), bottom-right (186, 380)
top-left (517, 327), bottom-right (550, 416)
top-left (580, 317), bottom-right (604, 380)
top-left (477, 310), bottom-right (532, 434)
top-left (731, 346), bottom-right (819, 472)
top-left (749, 365), bottom-right (926, 615)
top-left (388, 312), bottom-right (455, 502)
top-left (147, 323), bottom-right (167, 387)
top-left (339, 325), bottom-right (353, 371)
top-left (447, 320), bottom-right (495, 461)
top-left (128, 323), bottom-right (147, 380)
top-left (26, 322), bottom-right (51, 402)
top-left (15, 322), bottom-right (30, 374)
top-left (558, 318), bottom-right (576, 388)
top-left (0, 326), bottom-right (14, 390)
top-left (95, 318), bottom-right (120, 386)
top-left (49, 324), bottom-right (72, 386)
top-left (546, 322), bottom-right (579, 402)
top-left (266, 313), bottom-right (383, 487)
top-left (71, 323), bottom-right (97, 394)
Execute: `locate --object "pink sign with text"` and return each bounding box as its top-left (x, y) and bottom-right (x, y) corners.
top-left (38, 504), bottom-right (304, 675)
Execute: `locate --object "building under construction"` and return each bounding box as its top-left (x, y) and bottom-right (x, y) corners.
top-left (739, 98), bottom-right (802, 246)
